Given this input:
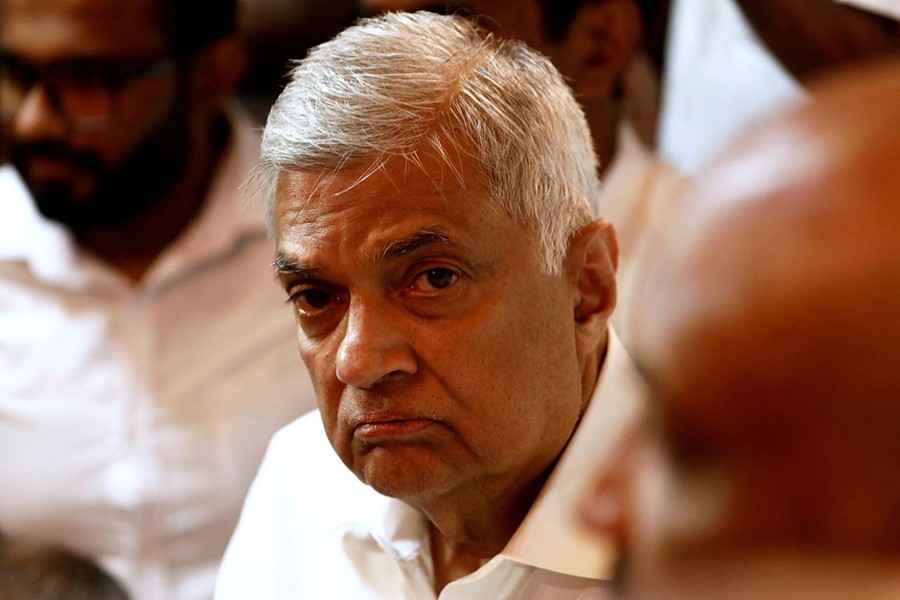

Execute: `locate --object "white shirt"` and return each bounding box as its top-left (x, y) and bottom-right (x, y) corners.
top-left (0, 111), bottom-right (316, 600)
top-left (216, 331), bottom-right (647, 600)
top-left (658, 0), bottom-right (900, 174)
top-left (599, 123), bottom-right (690, 344)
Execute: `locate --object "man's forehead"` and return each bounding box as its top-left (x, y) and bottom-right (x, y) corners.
top-left (1, 0), bottom-right (169, 59)
top-left (270, 158), bottom-right (532, 281)
top-left (272, 151), bottom-right (490, 218)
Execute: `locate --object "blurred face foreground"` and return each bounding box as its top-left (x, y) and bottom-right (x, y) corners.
top-left (579, 60), bottom-right (900, 598)
top-left (274, 151), bottom-right (608, 509)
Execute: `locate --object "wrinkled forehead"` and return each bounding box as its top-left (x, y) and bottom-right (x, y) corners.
top-left (0, 0), bottom-right (169, 59)
top-left (272, 149), bottom-right (496, 224)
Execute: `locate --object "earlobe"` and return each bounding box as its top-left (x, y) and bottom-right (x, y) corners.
top-left (569, 220), bottom-right (618, 354)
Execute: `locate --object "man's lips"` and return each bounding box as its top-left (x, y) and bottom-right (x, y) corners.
top-left (22, 155), bottom-right (82, 182)
top-left (353, 418), bottom-right (438, 443)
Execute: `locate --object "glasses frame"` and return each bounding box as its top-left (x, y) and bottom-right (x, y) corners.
top-left (0, 51), bottom-right (176, 131)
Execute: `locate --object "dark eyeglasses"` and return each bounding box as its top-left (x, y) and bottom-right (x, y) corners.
top-left (0, 51), bottom-right (176, 131)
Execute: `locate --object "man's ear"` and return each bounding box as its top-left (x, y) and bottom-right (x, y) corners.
top-left (186, 36), bottom-right (249, 115)
top-left (563, 0), bottom-right (643, 102)
top-left (568, 219), bottom-right (619, 356)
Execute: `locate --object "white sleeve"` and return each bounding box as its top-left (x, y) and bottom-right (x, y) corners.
top-left (214, 427), bottom-right (299, 600)
top-left (214, 414), bottom-right (331, 600)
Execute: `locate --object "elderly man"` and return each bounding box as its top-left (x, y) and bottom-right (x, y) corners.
top-left (216, 11), bottom-right (645, 599)
top-left (0, 1), bottom-right (313, 598)
top-left (580, 60), bottom-right (900, 598)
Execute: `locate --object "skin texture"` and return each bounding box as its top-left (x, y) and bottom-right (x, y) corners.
top-left (579, 59), bottom-right (900, 598)
top-left (273, 151), bottom-right (616, 591)
top-left (0, 0), bottom-right (245, 281)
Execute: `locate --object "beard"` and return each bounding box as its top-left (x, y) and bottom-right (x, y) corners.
top-left (8, 97), bottom-right (190, 230)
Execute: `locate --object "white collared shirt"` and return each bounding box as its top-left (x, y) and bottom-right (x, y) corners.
top-left (598, 123), bottom-right (690, 344)
top-left (0, 111), bottom-right (316, 600)
top-left (215, 331), bottom-right (647, 599)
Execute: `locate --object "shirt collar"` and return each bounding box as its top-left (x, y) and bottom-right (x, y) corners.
top-left (364, 497), bottom-right (430, 561)
top-left (346, 329), bottom-right (647, 580)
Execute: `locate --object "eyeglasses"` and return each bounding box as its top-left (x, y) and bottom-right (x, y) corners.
top-left (0, 51), bottom-right (176, 131)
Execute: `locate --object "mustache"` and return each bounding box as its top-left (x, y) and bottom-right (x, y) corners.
top-left (9, 141), bottom-right (103, 173)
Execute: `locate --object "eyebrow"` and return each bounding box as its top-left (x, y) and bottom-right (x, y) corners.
top-left (272, 254), bottom-right (319, 279)
top-left (272, 227), bottom-right (459, 279)
top-left (379, 227), bottom-right (455, 261)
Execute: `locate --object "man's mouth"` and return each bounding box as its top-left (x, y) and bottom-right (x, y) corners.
top-left (353, 417), bottom-right (439, 443)
top-left (22, 155), bottom-right (82, 182)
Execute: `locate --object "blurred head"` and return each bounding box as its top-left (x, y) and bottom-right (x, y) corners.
top-left (267, 12), bottom-right (617, 510)
top-left (0, 534), bottom-right (129, 600)
top-left (0, 0), bottom-right (245, 228)
top-left (358, 0), bottom-right (644, 105)
top-left (580, 59), bottom-right (900, 594)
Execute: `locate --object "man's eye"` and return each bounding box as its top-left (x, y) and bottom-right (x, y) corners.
top-left (413, 268), bottom-right (459, 292)
top-left (55, 70), bottom-right (109, 91)
top-left (289, 288), bottom-right (340, 314)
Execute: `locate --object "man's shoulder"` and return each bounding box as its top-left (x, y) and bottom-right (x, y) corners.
top-left (249, 409), bottom-right (387, 524)
top-left (262, 410), bottom-right (345, 485)
top-left (217, 409), bottom-right (394, 599)
top-left (269, 409), bottom-right (329, 450)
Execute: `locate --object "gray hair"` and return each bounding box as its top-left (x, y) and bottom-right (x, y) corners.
top-left (259, 11), bottom-right (600, 273)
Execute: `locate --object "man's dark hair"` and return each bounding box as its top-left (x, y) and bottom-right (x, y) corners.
top-left (162, 0), bottom-right (238, 58)
top-left (537, 0), bottom-right (655, 42)
top-left (0, 534), bottom-right (130, 600)
top-left (536, 0), bottom-right (582, 42)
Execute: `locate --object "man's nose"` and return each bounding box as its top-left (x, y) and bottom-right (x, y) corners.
top-left (335, 299), bottom-right (417, 390)
top-left (9, 84), bottom-right (68, 141)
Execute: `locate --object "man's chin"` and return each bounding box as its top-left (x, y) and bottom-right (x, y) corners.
top-left (355, 447), bottom-right (456, 502)
top-left (30, 181), bottom-right (107, 229)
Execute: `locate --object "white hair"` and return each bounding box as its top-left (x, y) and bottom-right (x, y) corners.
top-left (258, 11), bottom-right (600, 273)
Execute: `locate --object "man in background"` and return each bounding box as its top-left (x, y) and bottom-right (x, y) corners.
top-left (0, 1), bottom-right (314, 598)
top-left (581, 59), bottom-right (900, 598)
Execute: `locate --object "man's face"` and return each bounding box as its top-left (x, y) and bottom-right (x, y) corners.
top-left (0, 0), bottom-right (190, 228)
top-left (273, 155), bottom-right (588, 506)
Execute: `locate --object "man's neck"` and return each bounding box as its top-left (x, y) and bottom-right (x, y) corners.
top-left (419, 337), bottom-right (608, 594)
top-left (423, 458), bottom-right (559, 594)
top-left (75, 117), bottom-right (229, 283)
top-left (583, 98), bottom-right (620, 176)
